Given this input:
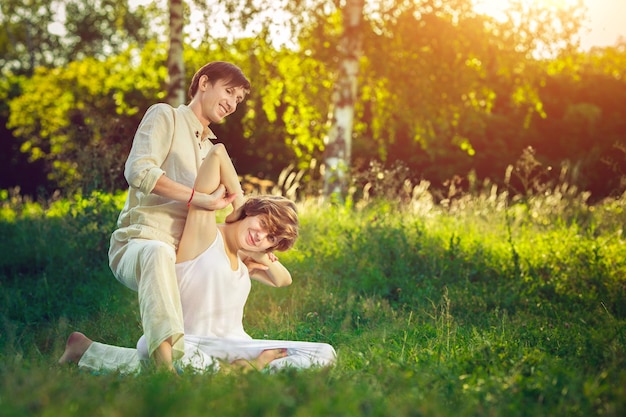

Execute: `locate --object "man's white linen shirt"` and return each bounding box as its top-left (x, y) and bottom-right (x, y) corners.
top-left (115, 103), bottom-right (215, 247)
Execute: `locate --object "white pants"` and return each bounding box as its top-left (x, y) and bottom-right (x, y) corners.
top-left (78, 342), bottom-right (143, 375)
top-left (79, 336), bottom-right (337, 374)
top-left (108, 235), bottom-right (185, 361)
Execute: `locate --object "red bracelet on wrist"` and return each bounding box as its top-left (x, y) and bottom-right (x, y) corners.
top-left (187, 188), bottom-right (195, 207)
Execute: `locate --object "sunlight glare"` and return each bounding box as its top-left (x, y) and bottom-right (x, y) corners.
top-left (473, 0), bottom-right (581, 22)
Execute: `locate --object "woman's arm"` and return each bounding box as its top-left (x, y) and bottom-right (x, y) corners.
top-left (176, 144), bottom-right (244, 263)
top-left (240, 251), bottom-right (292, 287)
top-left (202, 143), bottom-right (245, 212)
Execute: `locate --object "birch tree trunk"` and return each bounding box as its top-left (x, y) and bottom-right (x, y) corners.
top-left (323, 0), bottom-right (363, 199)
top-left (167, 0), bottom-right (186, 106)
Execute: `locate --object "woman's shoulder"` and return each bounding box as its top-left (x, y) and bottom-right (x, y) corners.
top-left (176, 231), bottom-right (222, 268)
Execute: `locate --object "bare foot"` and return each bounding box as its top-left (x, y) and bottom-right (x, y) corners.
top-left (229, 348), bottom-right (288, 373)
top-left (58, 332), bottom-right (93, 365)
top-left (225, 202), bottom-right (244, 223)
top-left (255, 348), bottom-right (288, 369)
top-left (153, 339), bottom-right (178, 374)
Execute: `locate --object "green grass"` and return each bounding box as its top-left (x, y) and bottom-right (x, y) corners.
top-left (0, 186), bottom-right (625, 417)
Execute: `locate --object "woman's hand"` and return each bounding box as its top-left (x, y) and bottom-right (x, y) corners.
top-left (240, 250), bottom-right (277, 263)
top-left (240, 251), bottom-right (277, 276)
top-left (241, 257), bottom-right (268, 276)
top-left (240, 250), bottom-right (290, 287)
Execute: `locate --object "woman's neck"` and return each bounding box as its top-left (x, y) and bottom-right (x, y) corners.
top-left (218, 223), bottom-right (239, 256)
top-left (218, 222), bottom-right (242, 271)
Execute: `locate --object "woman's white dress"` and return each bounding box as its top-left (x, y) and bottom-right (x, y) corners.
top-left (78, 231), bottom-right (336, 374)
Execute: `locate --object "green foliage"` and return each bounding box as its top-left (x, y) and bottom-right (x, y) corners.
top-left (0, 0), bottom-right (63, 75)
top-left (4, 1), bottom-right (626, 201)
top-left (1, 2), bottom-right (625, 414)
top-left (62, 0), bottom-right (156, 62)
top-left (7, 42), bottom-right (169, 194)
top-left (1, 183), bottom-right (625, 416)
top-left (0, 0), bottom-right (157, 76)
top-left (0, 190), bottom-right (130, 352)
top-left (533, 45), bottom-right (626, 197)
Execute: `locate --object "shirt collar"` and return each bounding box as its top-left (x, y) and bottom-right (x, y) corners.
top-left (179, 104), bottom-right (217, 141)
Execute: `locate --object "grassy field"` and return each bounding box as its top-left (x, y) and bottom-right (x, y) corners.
top-left (0, 183), bottom-right (625, 417)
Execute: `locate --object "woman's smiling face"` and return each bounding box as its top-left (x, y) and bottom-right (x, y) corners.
top-left (239, 215), bottom-right (277, 252)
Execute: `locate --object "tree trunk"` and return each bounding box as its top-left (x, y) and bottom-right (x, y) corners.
top-left (167, 0), bottom-right (186, 106)
top-left (323, 0), bottom-right (363, 200)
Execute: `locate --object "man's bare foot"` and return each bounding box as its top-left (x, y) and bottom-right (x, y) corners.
top-left (153, 339), bottom-right (178, 374)
top-left (58, 332), bottom-right (93, 365)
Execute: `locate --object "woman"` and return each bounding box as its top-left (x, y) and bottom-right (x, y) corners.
top-left (59, 144), bottom-right (336, 374)
top-left (109, 61), bottom-right (251, 371)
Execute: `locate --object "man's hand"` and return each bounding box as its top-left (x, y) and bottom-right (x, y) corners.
top-left (194, 184), bottom-right (237, 211)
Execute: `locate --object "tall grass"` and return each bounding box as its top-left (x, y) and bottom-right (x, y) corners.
top-left (0, 173), bottom-right (625, 417)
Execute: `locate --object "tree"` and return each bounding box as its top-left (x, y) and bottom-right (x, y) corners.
top-left (0, 0), bottom-right (63, 75)
top-left (345, 0), bottom-right (588, 188)
top-left (63, 0), bottom-right (155, 61)
top-left (533, 44), bottom-right (626, 198)
top-left (5, 0), bottom-right (624, 201)
top-left (167, 0), bottom-right (186, 106)
top-left (0, 0), bottom-right (156, 76)
top-left (6, 42), bottom-right (169, 194)
top-left (323, 0), bottom-right (364, 199)
top-left (0, 0), bottom-right (157, 195)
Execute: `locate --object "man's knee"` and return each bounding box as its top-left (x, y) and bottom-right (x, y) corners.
top-left (139, 241), bottom-right (176, 264)
top-left (135, 241), bottom-right (177, 285)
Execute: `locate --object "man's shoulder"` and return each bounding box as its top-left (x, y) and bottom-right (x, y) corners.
top-left (141, 102), bottom-right (175, 122)
top-left (146, 103), bottom-right (196, 124)
top-left (146, 102), bottom-right (175, 115)
top-left (142, 103), bottom-right (198, 130)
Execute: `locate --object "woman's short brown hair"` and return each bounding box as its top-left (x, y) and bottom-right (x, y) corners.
top-left (239, 195), bottom-right (298, 252)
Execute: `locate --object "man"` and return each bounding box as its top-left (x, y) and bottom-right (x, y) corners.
top-left (108, 61), bottom-right (250, 372)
